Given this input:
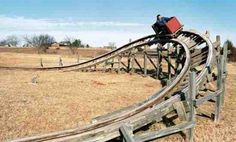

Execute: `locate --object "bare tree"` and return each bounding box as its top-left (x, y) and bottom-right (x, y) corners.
top-left (0, 35), bottom-right (20, 47)
top-left (6, 35), bottom-right (20, 47)
top-left (0, 39), bottom-right (7, 46)
top-left (108, 42), bottom-right (116, 49)
top-left (24, 34), bottom-right (55, 53)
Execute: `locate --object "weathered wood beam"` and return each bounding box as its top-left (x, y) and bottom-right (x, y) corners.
top-left (173, 101), bottom-right (187, 121)
top-left (119, 124), bottom-right (135, 142)
top-left (144, 45), bottom-right (147, 76)
top-left (221, 42), bottom-right (228, 104)
top-left (133, 58), bottom-right (142, 71)
top-left (146, 55), bottom-right (157, 69)
top-left (134, 121), bottom-right (195, 142)
top-left (187, 71), bottom-right (196, 142)
top-left (195, 90), bottom-right (222, 106)
top-left (215, 52), bottom-right (223, 122)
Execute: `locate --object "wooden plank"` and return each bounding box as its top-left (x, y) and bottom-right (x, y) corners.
top-left (119, 124), bottom-right (135, 142)
top-left (157, 47), bottom-right (161, 78)
top-left (134, 121), bottom-right (195, 142)
top-left (118, 56), bottom-right (122, 74)
top-left (144, 46), bottom-right (147, 76)
top-left (146, 55), bottom-right (157, 69)
top-left (187, 71), bottom-right (196, 142)
top-left (130, 95), bottom-right (181, 130)
top-left (173, 101), bottom-right (187, 121)
top-left (221, 42), bottom-right (228, 104)
top-left (215, 53), bottom-right (223, 122)
top-left (167, 43), bottom-right (172, 82)
top-left (195, 90), bottom-right (222, 106)
top-left (196, 108), bottom-right (214, 119)
top-left (134, 58), bottom-right (143, 72)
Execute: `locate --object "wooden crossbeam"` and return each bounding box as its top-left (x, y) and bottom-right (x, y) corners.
top-left (120, 124), bottom-right (135, 142)
top-left (173, 101), bottom-right (187, 121)
top-left (195, 90), bottom-right (222, 106)
top-left (134, 58), bottom-right (143, 73)
top-left (134, 121), bottom-right (195, 142)
top-left (146, 55), bottom-right (157, 69)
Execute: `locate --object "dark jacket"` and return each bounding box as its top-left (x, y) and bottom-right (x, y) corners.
top-left (156, 17), bottom-right (170, 26)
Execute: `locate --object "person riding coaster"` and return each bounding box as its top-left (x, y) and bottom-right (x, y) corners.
top-left (152, 14), bottom-right (183, 36)
top-left (153, 14), bottom-right (171, 34)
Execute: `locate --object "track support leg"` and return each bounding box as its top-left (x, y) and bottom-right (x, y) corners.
top-left (186, 71), bottom-right (196, 142)
top-left (214, 51), bottom-right (223, 122)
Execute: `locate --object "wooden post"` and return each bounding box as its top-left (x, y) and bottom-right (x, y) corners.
top-left (120, 124), bottom-right (135, 142)
top-left (77, 54), bottom-right (80, 63)
top-left (167, 43), bottom-right (171, 84)
top-left (59, 57), bottom-right (63, 66)
top-left (175, 45), bottom-right (180, 74)
top-left (130, 49), bottom-right (135, 73)
top-left (215, 53), bottom-right (223, 122)
top-left (127, 56), bottom-right (131, 73)
top-left (216, 35), bottom-right (221, 53)
top-left (187, 71), bottom-right (196, 142)
top-left (221, 42), bottom-right (228, 104)
top-left (144, 45), bottom-right (147, 76)
top-left (103, 61), bottom-right (107, 72)
top-left (118, 56), bottom-right (122, 74)
top-left (40, 58), bottom-right (43, 68)
top-left (156, 44), bottom-right (161, 78)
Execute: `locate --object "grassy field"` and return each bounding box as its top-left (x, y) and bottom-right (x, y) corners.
top-left (0, 50), bottom-right (235, 141)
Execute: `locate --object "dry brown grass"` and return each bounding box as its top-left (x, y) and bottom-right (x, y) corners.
top-left (0, 51), bottom-right (235, 142)
top-left (0, 52), bottom-right (92, 67)
top-left (0, 69), bottom-right (160, 141)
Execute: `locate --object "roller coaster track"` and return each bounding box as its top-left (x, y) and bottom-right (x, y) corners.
top-left (5, 30), bottom-right (226, 142)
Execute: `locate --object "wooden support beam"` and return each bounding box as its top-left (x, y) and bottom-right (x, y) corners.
top-left (127, 54), bottom-right (131, 72)
top-left (144, 45), bottom-right (147, 76)
top-left (167, 43), bottom-right (172, 83)
top-left (215, 53), bottom-right (223, 122)
top-left (187, 71), bottom-right (196, 142)
top-left (195, 90), bottom-right (222, 106)
top-left (147, 55), bottom-right (157, 69)
top-left (118, 56), bottom-right (122, 74)
top-left (103, 61), bottom-right (107, 72)
top-left (196, 108), bottom-right (214, 119)
top-left (119, 124), bottom-right (135, 142)
top-left (173, 101), bottom-right (187, 121)
top-left (130, 49), bottom-right (135, 73)
top-left (216, 35), bottom-right (221, 54)
top-left (59, 57), bottom-right (63, 67)
top-left (163, 56), bottom-right (176, 70)
top-left (134, 58), bottom-right (143, 73)
top-left (40, 58), bottom-right (43, 68)
top-left (221, 42), bottom-right (228, 104)
top-left (175, 45), bottom-right (180, 74)
top-left (134, 121), bottom-right (195, 142)
top-left (156, 45), bottom-right (161, 78)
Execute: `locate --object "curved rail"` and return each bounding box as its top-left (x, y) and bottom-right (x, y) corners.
top-left (9, 30), bottom-right (214, 142)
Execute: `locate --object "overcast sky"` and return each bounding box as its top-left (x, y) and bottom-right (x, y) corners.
top-left (0, 0), bottom-right (235, 47)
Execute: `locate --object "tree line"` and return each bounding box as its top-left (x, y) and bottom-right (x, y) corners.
top-left (0, 34), bottom-right (90, 53)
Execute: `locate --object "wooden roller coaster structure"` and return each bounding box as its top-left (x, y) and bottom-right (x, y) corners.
top-left (2, 29), bottom-right (228, 142)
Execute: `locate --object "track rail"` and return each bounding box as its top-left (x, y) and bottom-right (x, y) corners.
top-left (8, 30), bottom-right (215, 142)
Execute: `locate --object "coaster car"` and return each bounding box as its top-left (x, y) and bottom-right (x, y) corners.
top-left (152, 17), bottom-right (183, 37)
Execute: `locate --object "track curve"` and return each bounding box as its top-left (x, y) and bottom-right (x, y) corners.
top-left (8, 30), bottom-right (215, 142)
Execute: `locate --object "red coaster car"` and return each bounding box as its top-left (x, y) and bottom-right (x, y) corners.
top-left (152, 17), bottom-right (183, 37)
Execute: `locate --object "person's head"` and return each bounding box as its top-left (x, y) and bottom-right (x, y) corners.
top-left (156, 14), bottom-right (162, 20)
